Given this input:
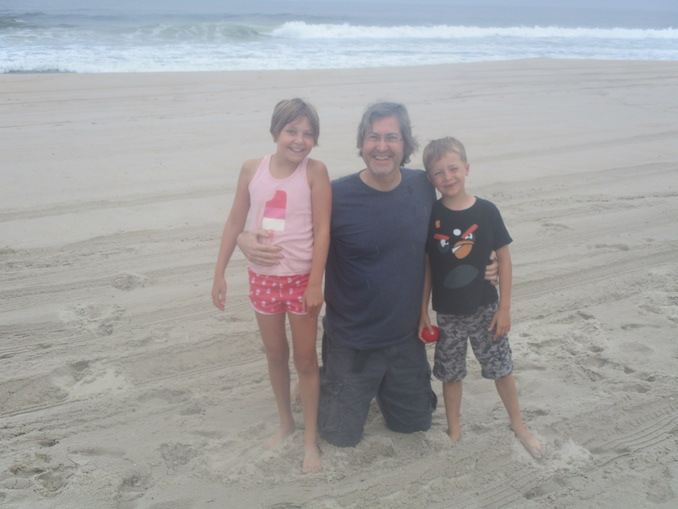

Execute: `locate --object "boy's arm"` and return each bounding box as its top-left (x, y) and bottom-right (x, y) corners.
top-left (418, 254), bottom-right (434, 341)
top-left (489, 244), bottom-right (512, 339)
top-left (211, 160), bottom-right (256, 311)
top-left (303, 159), bottom-right (332, 320)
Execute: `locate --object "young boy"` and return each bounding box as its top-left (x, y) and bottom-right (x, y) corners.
top-left (419, 137), bottom-right (544, 459)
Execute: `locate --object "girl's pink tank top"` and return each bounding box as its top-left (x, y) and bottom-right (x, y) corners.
top-left (247, 155), bottom-right (313, 276)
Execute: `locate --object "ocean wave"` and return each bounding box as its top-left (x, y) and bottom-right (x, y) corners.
top-left (134, 22), bottom-right (265, 42)
top-left (1, 20), bottom-right (268, 44)
top-left (4, 16), bottom-right (677, 45)
top-left (271, 21), bottom-right (678, 40)
top-left (4, 67), bottom-right (75, 74)
top-left (0, 15), bottom-right (31, 30)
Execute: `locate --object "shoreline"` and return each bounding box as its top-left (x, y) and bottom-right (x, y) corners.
top-left (2, 56), bottom-right (675, 75)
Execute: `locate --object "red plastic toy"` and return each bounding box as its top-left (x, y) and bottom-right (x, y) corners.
top-left (422, 325), bottom-right (440, 343)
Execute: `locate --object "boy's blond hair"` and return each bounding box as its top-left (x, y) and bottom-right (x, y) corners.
top-left (270, 98), bottom-right (320, 146)
top-left (423, 137), bottom-right (467, 171)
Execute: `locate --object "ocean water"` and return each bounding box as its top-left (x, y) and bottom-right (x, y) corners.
top-left (2, 0), bottom-right (678, 73)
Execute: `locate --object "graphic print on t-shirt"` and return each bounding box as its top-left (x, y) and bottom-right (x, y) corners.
top-left (261, 190), bottom-right (287, 232)
top-left (434, 221), bottom-right (479, 289)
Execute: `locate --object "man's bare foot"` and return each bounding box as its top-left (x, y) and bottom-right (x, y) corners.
top-left (513, 427), bottom-right (545, 459)
top-left (265, 424), bottom-right (295, 449)
top-left (302, 444), bottom-right (322, 474)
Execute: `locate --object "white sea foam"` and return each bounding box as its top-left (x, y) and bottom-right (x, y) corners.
top-left (271, 21), bottom-right (678, 41)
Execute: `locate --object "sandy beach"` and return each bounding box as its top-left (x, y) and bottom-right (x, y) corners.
top-left (1, 59), bottom-right (677, 508)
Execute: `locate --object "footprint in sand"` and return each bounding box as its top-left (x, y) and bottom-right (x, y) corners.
top-left (8, 454), bottom-right (75, 495)
top-left (537, 221), bottom-right (572, 236)
top-left (59, 303), bottom-right (125, 336)
top-left (117, 471), bottom-right (151, 503)
top-left (111, 272), bottom-right (148, 291)
top-left (159, 442), bottom-right (200, 472)
top-left (51, 360), bottom-right (131, 401)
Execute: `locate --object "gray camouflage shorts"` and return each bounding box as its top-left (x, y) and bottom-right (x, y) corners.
top-left (433, 301), bottom-right (513, 383)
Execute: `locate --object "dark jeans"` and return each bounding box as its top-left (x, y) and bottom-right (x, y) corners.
top-left (318, 331), bottom-right (437, 447)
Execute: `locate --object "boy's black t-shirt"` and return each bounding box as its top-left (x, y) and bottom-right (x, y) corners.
top-left (426, 197), bottom-right (512, 315)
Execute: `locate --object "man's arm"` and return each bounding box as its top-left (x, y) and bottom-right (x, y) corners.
top-left (485, 251), bottom-right (499, 285)
top-left (236, 230), bottom-right (284, 266)
top-left (418, 254), bottom-right (434, 341)
top-left (489, 245), bottom-right (512, 339)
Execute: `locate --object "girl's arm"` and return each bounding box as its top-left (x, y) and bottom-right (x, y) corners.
top-left (211, 159), bottom-right (258, 311)
top-left (303, 159), bottom-right (332, 319)
top-left (489, 244), bottom-right (512, 339)
top-left (418, 254), bottom-right (433, 341)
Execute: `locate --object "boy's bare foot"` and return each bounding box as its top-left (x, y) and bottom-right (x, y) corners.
top-left (512, 426), bottom-right (545, 459)
top-left (302, 444), bottom-right (323, 474)
top-left (265, 424), bottom-right (295, 449)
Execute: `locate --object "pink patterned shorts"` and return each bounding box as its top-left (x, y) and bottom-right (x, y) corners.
top-left (248, 269), bottom-right (309, 315)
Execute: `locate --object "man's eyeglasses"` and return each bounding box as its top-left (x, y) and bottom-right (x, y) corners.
top-left (365, 133), bottom-right (402, 144)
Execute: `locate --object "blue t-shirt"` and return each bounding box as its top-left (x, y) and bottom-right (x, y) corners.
top-left (426, 197), bottom-right (512, 315)
top-left (323, 169), bottom-right (436, 349)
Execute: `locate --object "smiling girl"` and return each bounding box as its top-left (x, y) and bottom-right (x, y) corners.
top-left (211, 99), bottom-right (331, 473)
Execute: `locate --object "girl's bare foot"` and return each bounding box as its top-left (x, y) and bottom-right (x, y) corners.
top-left (302, 444), bottom-right (322, 474)
top-left (265, 424), bottom-right (295, 449)
top-left (513, 426), bottom-right (545, 459)
top-left (448, 426), bottom-right (462, 442)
